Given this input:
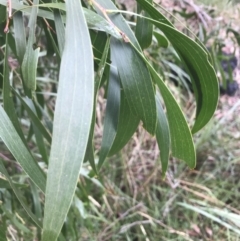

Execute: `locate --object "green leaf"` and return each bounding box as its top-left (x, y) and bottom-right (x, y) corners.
top-left (93, 0), bottom-right (157, 134)
top-left (153, 31), bottom-right (168, 48)
top-left (42, 0), bottom-right (94, 240)
top-left (135, 0), bottom-right (153, 49)
top-left (151, 65), bottom-right (196, 168)
top-left (13, 11), bottom-right (26, 64)
top-left (155, 92), bottom-right (170, 177)
top-left (3, 35), bottom-right (26, 143)
top-left (0, 105), bottom-right (46, 192)
top-left (108, 90), bottom-right (140, 156)
top-left (158, 25), bottom-right (218, 133)
top-left (0, 4), bottom-right (6, 23)
top-left (84, 34), bottom-right (110, 173)
top-left (21, 0), bottom-right (39, 98)
top-left (13, 90), bottom-right (52, 144)
top-left (130, 43), bottom-right (196, 168)
top-left (0, 177), bottom-right (27, 189)
top-left (136, 0), bottom-right (219, 133)
top-left (111, 38), bottom-right (157, 135)
top-left (98, 61), bottom-right (121, 169)
top-left (94, 0), bottom-right (140, 48)
top-left (53, 9), bottom-right (65, 56)
top-left (30, 180), bottom-right (43, 221)
top-left (136, 0), bottom-right (174, 27)
top-left (0, 159), bottom-right (42, 228)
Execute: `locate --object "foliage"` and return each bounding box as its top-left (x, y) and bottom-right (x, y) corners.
top-left (0, 0), bottom-right (220, 240)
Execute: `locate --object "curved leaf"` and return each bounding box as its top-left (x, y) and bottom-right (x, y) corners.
top-left (130, 43), bottom-right (196, 168)
top-left (152, 66), bottom-right (196, 168)
top-left (136, 0), bottom-right (219, 133)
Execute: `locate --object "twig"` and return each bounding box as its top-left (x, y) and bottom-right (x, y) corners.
top-left (4, 0), bottom-right (12, 33)
top-left (90, 0), bottom-right (130, 42)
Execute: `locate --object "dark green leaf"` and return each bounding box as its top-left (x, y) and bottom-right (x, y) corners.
top-left (155, 92), bottom-right (170, 177)
top-left (108, 89), bottom-right (140, 156)
top-left (153, 31), bottom-right (168, 48)
top-left (135, 0), bottom-right (153, 49)
top-left (111, 38), bottom-right (157, 135)
top-left (98, 61), bottom-right (121, 169)
top-left (135, 0), bottom-right (219, 133)
top-left (130, 43), bottom-right (196, 168)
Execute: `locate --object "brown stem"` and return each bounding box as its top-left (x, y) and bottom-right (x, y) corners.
top-left (90, 0), bottom-right (129, 42)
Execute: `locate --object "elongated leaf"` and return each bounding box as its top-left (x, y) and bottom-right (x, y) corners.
top-left (84, 34), bottom-right (110, 173)
top-left (111, 38), bottom-right (157, 135)
top-left (98, 62), bottom-right (120, 169)
top-left (136, 0), bottom-right (219, 133)
top-left (130, 43), bottom-right (196, 168)
top-left (53, 9), bottom-right (65, 56)
top-left (13, 11), bottom-right (26, 64)
top-left (155, 92), bottom-right (170, 177)
top-left (2, 35), bottom-right (46, 189)
top-left (21, 0), bottom-right (39, 98)
top-left (0, 105), bottom-right (46, 192)
top-left (23, 99), bottom-right (49, 164)
top-left (30, 180), bottom-right (43, 220)
top-left (94, 0), bottom-right (157, 134)
top-left (152, 68), bottom-right (195, 168)
top-left (3, 35), bottom-right (26, 143)
top-left (108, 90), bottom-right (140, 156)
top-left (42, 1), bottom-right (94, 240)
top-left (108, 65), bottom-right (140, 156)
top-left (0, 160), bottom-right (42, 228)
top-left (135, 0), bottom-right (153, 49)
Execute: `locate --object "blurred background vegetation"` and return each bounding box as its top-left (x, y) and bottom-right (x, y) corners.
top-left (1, 0), bottom-right (240, 240)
